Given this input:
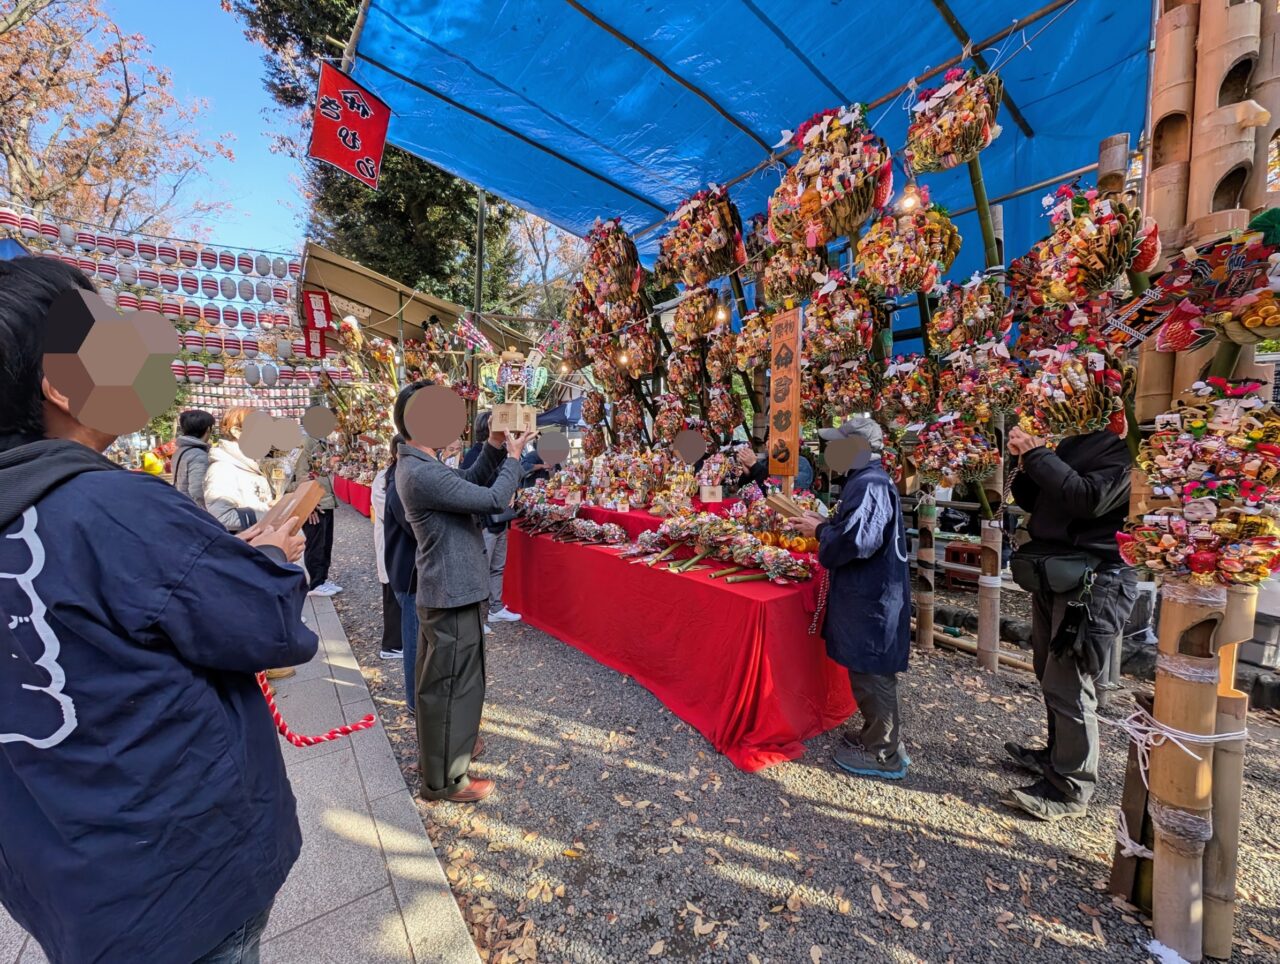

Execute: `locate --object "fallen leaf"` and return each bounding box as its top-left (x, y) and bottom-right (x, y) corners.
top-left (908, 890), bottom-right (929, 910)
top-left (995, 912), bottom-right (1014, 925)
top-left (1077, 902), bottom-right (1101, 917)
top-left (810, 946), bottom-right (822, 963)
top-left (562, 848), bottom-right (583, 859)
top-left (648, 939), bottom-right (665, 957)
top-left (1092, 918), bottom-right (1106, 945)
top-left (694, 917), bottom-right (715, 937)
top-left (871, 884), bottom-right (887, 914)
top-left (786, 893), bottom-right (805, 913)
top-left (837, 898), bottom-right (852, 915)
top-left (1250, 929), bottom-right (1280, 951)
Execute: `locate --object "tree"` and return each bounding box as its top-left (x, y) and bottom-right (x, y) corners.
top-left (0, 0), bottom-right (233, 233)
top-left (226, 0), bottom-right (523, 310)
top-left (511, 213), bottom-right (589, 319)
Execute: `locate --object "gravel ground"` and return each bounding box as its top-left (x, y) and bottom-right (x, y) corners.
top-left (329, 505), bottom-right (1280, 963)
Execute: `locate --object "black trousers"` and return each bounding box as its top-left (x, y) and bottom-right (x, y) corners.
top-left (302, 508), bottom-right (335, 589)
top-left (848, 670), bottom-right (904, 762)
top-left (381, 582), bottom-right (402, 653)
top-left (416, 602), bottom-right (486, 798)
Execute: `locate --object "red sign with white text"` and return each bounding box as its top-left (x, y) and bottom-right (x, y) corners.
top-left (303, 290), bottom-right (331, 359)
top-left (308, 63), bottom-right (390, 189)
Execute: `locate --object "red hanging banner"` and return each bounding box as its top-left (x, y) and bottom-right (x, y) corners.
top-left (303, 290), bottom-right (331, 359)
top-left (308, 63), bottom-right (390, 189)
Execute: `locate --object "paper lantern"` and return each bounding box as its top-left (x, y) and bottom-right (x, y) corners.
top-left (139, 295), bottom-right (161, 314)
top-left (241, 335), bottom-right (259, 358)
top-left (291, 338), bottom-right (307, 357)
top-left (137, 240), bottom-right (158, 261)
top-left (236, 253), bottom-right (253, 274)
top-left (77, 258), bottom-right (96, 276)
top-left (238, 278), bottom-right (254, 301)
top-left (260, 363), bottom-right (278, 387)
top-left (157, 243), bottom-right (177, 265)
top-left (255, 280), bottom-right (272, 303)
top-left (117, 292), bottom-right (139, 312)
top-left (199, 275), bottom-right (218, 298)
top-left (219, 276), bottom-right (236, 300)
top-left (181, 302), bottom-right (202, 323)
top-left (97, 261), bottom-right (118, 283)
top-left (75, 229), bottom-right (96, 249)
top-left (272, 257), bottom-right (287, 278)
top-left (276, 364), bottom-right (294, 386)
top-left (58, 224), bottom-right (76, 248)
top-left (118, 262), bottom-right (138, 285)
top-left (160, 270), bottom-right (179, 292)
top-left (18, 215), bottom-right (38, 239)
top-left (206, 362), bottom-right (225, 385)
top-left (186, 360), bottom-right (206, 384)
top-left (39, 221), bottom-right (58, 241)
top-left (59, 253), bottom-right (79, 269)
top-left (258, 312), bottom-right (275, 331)
top-left (178, 246), bottom-right (198, 267)
top-left (221, 306), bottom-right (240, 328)
top-left (137, 267), bottom-right (159, 289)
top-left (115, 237), bottom-right (136, 259)
top-left (97, 287), bottom-right (117, 308)
top-left (199, 249), bottom-right (217, 269)
top-left (179, 272), bottom-right (198, 295)
top-left (272, 285), bottom-right (288, 305)
top-left (170, 359), bottom-right (187, 383)
top-left (239, 308), bottom-right (257, 329)
top-left (287, 259), bottom-right (301, 280)
top-left (243, 362), bottom-right (261, 386)
top-left (203, 331), bottom-right (224, 355)
top-left (223, 334), bottom-right (241, 357)
top-left (253, 254), bottom-right (270, 276)
top-left (0, 207), bottom-right (18, 228)
top-left (162, 299), bottom-right (182, 321)
top-left (200, 304), bottom-right (220, 326)
top-left (218, 251), bottom-right (235, 271)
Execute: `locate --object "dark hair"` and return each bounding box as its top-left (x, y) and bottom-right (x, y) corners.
top-left (388, 433), bottom-right (405, 466)
top-left (473, 410), bottom-right (490, 443)
top-left (392, 378), bottom-right (433, 440)
top-left (178, 409), bottom-right (215, 439)
top-left (0, 257), bottom-right (96, 451)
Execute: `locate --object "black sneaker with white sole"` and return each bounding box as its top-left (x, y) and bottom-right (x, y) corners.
top-left (1004, 741), bottom-right (1049, 774)
top-left (1001, 778), bottom-right (1088, 822)
top-left (380, 649), bottom-right (404, 660)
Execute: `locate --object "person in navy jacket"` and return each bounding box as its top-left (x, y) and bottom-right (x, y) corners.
top-left (794, 418), bottom-right (912, 780)
top-left (0, 257), bottom-right (318, 964)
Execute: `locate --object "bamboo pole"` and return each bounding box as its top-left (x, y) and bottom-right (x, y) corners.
top-left (931, 631), bottom-right (1033, 672)
top-left (1149, 586), bottom-right (1224, 963)
top-left (1204, 584), bottom-right (1255, 960)
top-left (916, 495), bottom-right (937, 651)
top-left (968, 156), bottom-right (1001, 270)
top-left (977, 518), bottom-right (1003, 673)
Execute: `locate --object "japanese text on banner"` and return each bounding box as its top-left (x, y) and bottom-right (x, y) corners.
top-left (767, 307), bottom-right (801, 477)
top-left (308, 63), bottom-right (390, 189)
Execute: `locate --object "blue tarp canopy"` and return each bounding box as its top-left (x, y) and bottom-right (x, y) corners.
top-left (352, 0), bottom-right (1151, 349)
top-left (537, 396), bottom-right (585, 427)
top-left (0, 237), bottom-right (31, 261)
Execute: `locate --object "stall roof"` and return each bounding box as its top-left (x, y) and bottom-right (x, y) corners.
top-left (351, 0), bottom-right (1151, 287)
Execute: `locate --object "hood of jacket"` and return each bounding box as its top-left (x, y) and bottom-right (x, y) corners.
top-left (0, 439), bottom-right (120, 530)
top-left (209, 438), bottom-right (262, 475)
top-left (175, 434), bottom-right (210, 453)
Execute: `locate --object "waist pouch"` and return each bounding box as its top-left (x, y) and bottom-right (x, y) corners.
top-left (1010, 541), bottom-right (1101, 596)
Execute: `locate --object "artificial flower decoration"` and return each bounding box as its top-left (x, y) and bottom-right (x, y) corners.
top-left (734, 310), bottom-right (772, 371)
top-left (655, 186), bottom-right (746, 288)
top-left (769, 103), bottom-right (892, 246)
top-left (762, 242), bottom-right (826, 307)
top-left (913, 418), bottom-right (1000, 484)
top-left (855, 204), bottom-right (960, 296)
top-left (928, 274), bottom-right (1012, 355)
top-left (880, 354), bottom-right (936, 430)
top-left (1021, 338), bottom-right (1132, 436)
top-left (936, 342), bottom-right (1025, 427)
top-left (905, 68), bottom-right (1004, 173)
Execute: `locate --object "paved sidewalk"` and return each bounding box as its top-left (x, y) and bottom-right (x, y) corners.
top-left (1, 595), bottom-right (478, 964)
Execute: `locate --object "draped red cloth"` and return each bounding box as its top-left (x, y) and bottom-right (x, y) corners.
top-left (571, 499), bottom-right (736, 542)
top-left (334, 476), bottom-right (371, 517)
top-left (504, 525), bottom-right (854, 771)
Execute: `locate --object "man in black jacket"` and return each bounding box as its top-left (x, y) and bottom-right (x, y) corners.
top-left (1005, 425), bottom-right (1137, 821)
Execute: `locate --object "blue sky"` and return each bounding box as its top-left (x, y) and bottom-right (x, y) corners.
top-left (107, 0), bottom-right (303, 254)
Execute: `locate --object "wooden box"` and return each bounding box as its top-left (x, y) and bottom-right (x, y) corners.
top-left (699, 484), bottom-right (723, 503)
top-left (491, 401), bottom-right (536, 435)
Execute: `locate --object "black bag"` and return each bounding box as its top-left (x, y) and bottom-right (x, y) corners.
top-left (1009, 541), bottom-right (1100, 596)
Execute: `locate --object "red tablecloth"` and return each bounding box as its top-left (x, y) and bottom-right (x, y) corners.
top-left (505, 526), bottom-right (854, 771)
top-left (334, 476), bottom-right (372, 517)
top-left (573, 499), bottom-right (737, 542)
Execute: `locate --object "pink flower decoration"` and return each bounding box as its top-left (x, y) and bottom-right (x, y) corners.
top-left (944, 67), bottom-right (966, 83)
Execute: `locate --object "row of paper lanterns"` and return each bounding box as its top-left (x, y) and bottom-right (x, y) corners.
top-left (1, 209), bottom-right (301, 278)
top-left (170, 359), bottom-right (353, 386)
top-left (177, 331), bottom-right (314, 358)
top-left (98, 288), bottom-right (294, 329)
top-left (51, 256), bottom-right (295, 303)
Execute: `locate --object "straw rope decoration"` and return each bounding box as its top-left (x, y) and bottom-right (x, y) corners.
top-left (256, 672), bottom-right (377, 746)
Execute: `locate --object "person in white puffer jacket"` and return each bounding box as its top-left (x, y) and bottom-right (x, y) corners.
top-left (203, 406), bottom-right (274, 533)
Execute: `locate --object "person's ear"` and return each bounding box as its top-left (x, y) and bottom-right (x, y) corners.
top-left (41, 376), bottom-right (73, 419)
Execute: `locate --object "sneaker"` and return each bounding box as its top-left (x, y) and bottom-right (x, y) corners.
top-left (833, 745), bottom-right (909, 780)
top-left (487, 607), bottom-right (521, 623)
top-left (840, 730), bottom-right (912, 766)
top-left (1004, 741), bottom-right (1050, 775)
top-left (379, 649), bottom-right (404, 660)
top-left (1001, 779), bottom-right (1088, 822)
top-left (320, 581), bottom-right (343, 595)
top-left (482, 622), bottom-right (493, 635)
top-left (308, 584), bottom-right (336, 597)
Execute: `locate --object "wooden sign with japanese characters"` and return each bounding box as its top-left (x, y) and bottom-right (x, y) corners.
top-left (767, 307), bottom-right (801, 477)
top-left (308, 63), bottom-right (390, 189)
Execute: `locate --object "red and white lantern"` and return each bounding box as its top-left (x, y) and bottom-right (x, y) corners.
top-left (287, 259), bottom-right (301, 280)
top-left (170, 359), bottom-right (187, 383)
top-left (179, 273), bottom-right (198, 295)
top-left (235, 253), bottom-right (252, 274)
top-left (258, 312), bottom-right (276, 331)
top-left (221, 306), bottom-right (240, 328)
top-left (181, 329), bottom-right (203, 351)
top-left (291, 338), bottom-right (307, 358)
top-left (238, 279), bottom-right (255, 302)
top-left (272, 285), bottom-right (289, 305)
top-left (223, 334), bottom-right (242, 358)
top-left (137, 240), bottom-right (158, 261)
top-left (239, 308), bottom-right (258, 329)
top-left (139, 294), bottom-right (161, 314)
top-left (58, 224), bottom-right (76, 248)
top-left (241, 335), bottom-right (259, 358)
top-left (186, 360), bottom-right (206, 384)
top-left (39, 221), bottom-right (59, 241)
top-left (118, 262), bottom-right (138, 285)
top-left (199, 249), bottom-right (217, 269)
top-left (276, 364), bottom-right (294, 386)
top-left (0, 207), bottom-right (19, 229)
top-left (201, 275), bottom-right (219, 298)
top-left (218, 251), bottom-right (235, 272)
top-left (97, 261), bottom-right (118, 283)
top-left (162, 299), bottom-right (182, 321)
top-left (137, 267), bottom-right (159, 289)
top-left (206, 362), bottom-right (225, 385)
top-left (160, 270), bottom-right (179, 292)
top-left (181, 302), bottom-right (202, 324)
top-left (96, 235), bottom-right (116, 255)
top-left (59, 253), bottom-right (78, 269)
top-left (219, 276), bottom-right (237, 300)
top-left (116, 237), bottom-right (136, 259)
top-left (157, 243), bottom-right (177, 265)
top-left (77, 258), bottom-right (97, 276)
top-left (75, 229), bottom-right (96, 249)
top-left (117, 292), bottom-right (139, 312)
top-left (19, 215), bottom-right (38, 239)
top-left (178, 247), bottom-right (198, 267)
top-left (200, 304), bottom-right (221, 326)
top-left (254, 280), bottom-right (271, 303)
top-left (203, 331), bottom-right (224, 355)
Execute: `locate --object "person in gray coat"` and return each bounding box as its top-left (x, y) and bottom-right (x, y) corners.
top-left (171, 410), bottom-right (214, 509)
top-left (393, 380), bottom-right (535, 804)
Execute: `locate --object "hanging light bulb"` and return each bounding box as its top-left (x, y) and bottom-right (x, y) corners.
top-left (715, 303), bottom-right (729, 322)
top-left (897, 179), bottom-right (922, 213)
top-left (559, 362), bottom-right (569, 373)
top-left (617, 351), bottom-right (629, 365)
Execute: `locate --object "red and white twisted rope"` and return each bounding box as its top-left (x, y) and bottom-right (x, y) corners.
top-left (256, 672), bottom-right (377, 747)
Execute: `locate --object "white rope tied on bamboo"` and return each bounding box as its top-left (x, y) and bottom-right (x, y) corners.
top-left (1149, 797), bottom-right (1214, 856)
top-left (1114, 808), bottom-right (1154, 860)
top-left (1097, 707), bottom-right (1249, 790)
top-left (1156, 650), bottom-right (1221, 685)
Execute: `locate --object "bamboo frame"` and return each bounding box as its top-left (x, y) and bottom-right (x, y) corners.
top-left (915, 497), bottom-right (937, 651)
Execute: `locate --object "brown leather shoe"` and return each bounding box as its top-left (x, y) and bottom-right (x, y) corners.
top-left (443, 778), bottom-right (494, 803)
top-left (264, 667), bottom-right (296, 681)
top-left (472, 735), bottom-right (486, 761)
